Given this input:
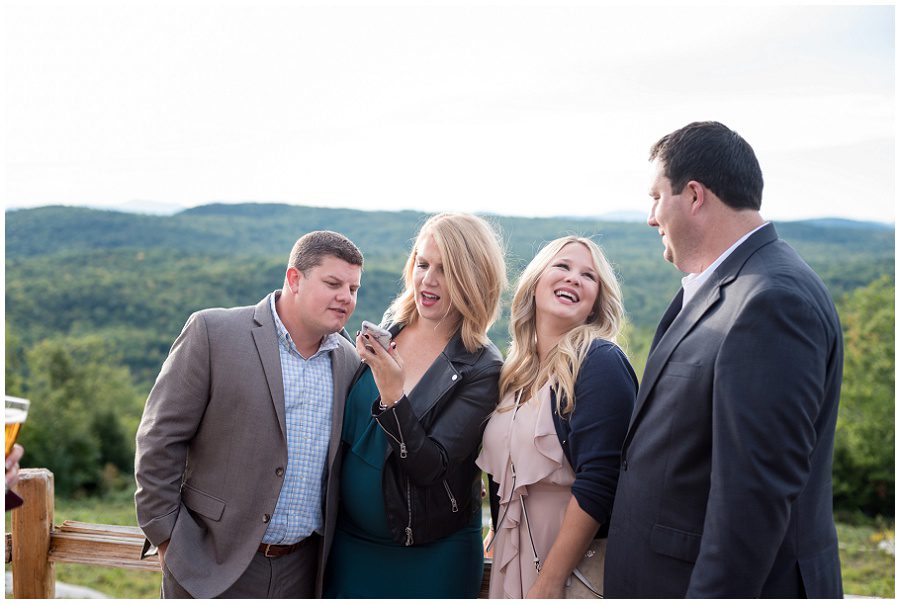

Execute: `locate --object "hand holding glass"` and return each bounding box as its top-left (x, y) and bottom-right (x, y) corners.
top-left (5, 397), bottom-right (29, 457)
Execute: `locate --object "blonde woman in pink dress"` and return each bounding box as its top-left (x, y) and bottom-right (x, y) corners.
top-left (477, 236), bottom-right (637, 598)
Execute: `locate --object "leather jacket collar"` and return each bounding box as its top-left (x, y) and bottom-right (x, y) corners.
top-left (384, 322), bottom-right (488, 421)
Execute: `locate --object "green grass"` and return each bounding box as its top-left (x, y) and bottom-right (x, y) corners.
top-left (6, 490), bottom-right (896, 598)
top-left (837, 515), bottom-right (895, 598)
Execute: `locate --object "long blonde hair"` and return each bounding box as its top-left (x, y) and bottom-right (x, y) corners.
top-left (384, 213), bottom-right (507, 353)
top-left (499, 236), bottom-right (625, 415)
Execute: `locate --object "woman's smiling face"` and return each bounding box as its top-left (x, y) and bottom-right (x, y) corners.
top-left (534, 242), bottom-right (600, 330)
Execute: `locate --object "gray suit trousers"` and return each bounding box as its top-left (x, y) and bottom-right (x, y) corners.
top-left (162, 536), bottom-right (319, 598)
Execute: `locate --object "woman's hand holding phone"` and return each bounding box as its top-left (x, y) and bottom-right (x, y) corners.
top-left (357, 322), bottom-right (405, 406)
top-left (361, 321), bottom-right (392, 352)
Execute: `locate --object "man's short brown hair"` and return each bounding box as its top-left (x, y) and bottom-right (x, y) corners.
top-left (288, 230), bottom-right (363, 274)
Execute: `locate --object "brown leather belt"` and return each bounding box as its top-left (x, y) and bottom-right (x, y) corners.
top-left (257, 540), bottom-right (305, 558)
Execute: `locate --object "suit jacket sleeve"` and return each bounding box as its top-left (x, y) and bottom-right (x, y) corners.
top-left (566, 342), bottom-right (637, 527)
top-left (687, 287), bottom-right (831, 596)
top-left (375, 361), bottom-right (501, 486)
top-left (134, 312), bottom-right (212, 546)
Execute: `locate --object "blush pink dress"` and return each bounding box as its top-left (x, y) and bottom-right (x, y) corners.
top-left (476, 383), bottom-right (576, 598)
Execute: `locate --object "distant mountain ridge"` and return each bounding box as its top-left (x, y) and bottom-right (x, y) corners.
top-left (6, 202), bottom-right (894, 264)
top-left (802, 217), bottom-right (894, 230)
top-left (9, 201), bottom-right (893, 228)
top-left (5, 202), bottom-right (894, 387)
top-left (559, 210), bottom-right (648, 223)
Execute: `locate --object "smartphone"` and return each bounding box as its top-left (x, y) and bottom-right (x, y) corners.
top-left (361, 321), bottom-right (392, 352)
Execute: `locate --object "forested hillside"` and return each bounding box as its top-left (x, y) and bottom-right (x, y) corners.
top-left (5, 203), bottom-right (895, 513)
top-left (7, 203), bottom-right (893, 377)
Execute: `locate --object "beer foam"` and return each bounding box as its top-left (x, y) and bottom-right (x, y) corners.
top-left (5, 409), bottom-right (27, 424)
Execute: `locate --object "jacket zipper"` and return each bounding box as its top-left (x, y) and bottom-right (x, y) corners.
top-left (404, 477), bottom-right (414, 546)
top-left (443, 480), bottom-right (459, 513)
top-left (375, 407), bottom-right (408, 459)
top-left (376, 407), bottom-right (414, 544)
top-left (394, 410), bottom-right (408, 459)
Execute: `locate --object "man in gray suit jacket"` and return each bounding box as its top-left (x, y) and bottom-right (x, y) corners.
top-left (605, 122), bottom-right (843, 597)
top-left (135, 231), bottom-right (363, 598)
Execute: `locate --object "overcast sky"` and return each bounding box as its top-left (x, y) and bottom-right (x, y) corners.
top-left (3, 2), bottom-right (894, 222)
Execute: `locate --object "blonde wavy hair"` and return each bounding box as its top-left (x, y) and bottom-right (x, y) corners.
top-left (384, 213), bottom-right (507, 353)
top-left (499, 236), bottom-right (625, 415)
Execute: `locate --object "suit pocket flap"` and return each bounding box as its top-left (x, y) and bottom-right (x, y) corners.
top-left (181, 483), bottom-right (226, 521)
top-left (661, 361), bottom-right (702, 379)
top-left (650, 523), bottom-right (702, 563)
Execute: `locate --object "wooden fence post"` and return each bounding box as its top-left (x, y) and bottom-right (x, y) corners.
top-left (11, 468), bottom-right (55, 599)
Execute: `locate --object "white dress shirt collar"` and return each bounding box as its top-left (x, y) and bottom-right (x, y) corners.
top-left (681, 222), bottom-right (769, 309)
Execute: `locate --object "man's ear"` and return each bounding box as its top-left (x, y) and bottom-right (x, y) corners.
top-left (285, 267), bottom-right (304, 293)
top-left (685, 181), bottom-right (705, 215)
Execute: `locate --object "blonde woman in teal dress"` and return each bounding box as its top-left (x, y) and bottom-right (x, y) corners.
top-left (323, 213), bottom-right (507, 598)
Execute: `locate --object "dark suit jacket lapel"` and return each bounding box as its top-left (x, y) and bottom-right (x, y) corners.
top-left (650, 289), bottom-right (684, 353)
top-left (252, 292), bottom-right (287, 437)
top-left (626, 224), bottom-right (779, 445)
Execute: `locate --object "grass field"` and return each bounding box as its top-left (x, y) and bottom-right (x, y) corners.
top-left (835, 512), bottom-right (895, 599)
top-left (6, 490), bottom-right (895, 598)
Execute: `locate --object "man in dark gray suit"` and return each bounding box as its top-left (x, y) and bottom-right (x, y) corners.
top-left (604, 122), bottom-right (843, 598)
top-left (135, 231), bottom-right (362, 598)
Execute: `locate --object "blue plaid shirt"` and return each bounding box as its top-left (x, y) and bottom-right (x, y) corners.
top-left (262, 293), bottom-right (338, 544)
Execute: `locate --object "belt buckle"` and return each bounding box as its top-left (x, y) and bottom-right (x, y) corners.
top-left (263, 543), bottom-right (277, 558)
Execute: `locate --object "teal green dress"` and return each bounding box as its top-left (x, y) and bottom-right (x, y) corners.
top-left (323, 367), bottom-right (484, 598)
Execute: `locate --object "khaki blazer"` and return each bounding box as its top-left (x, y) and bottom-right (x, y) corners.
top-left (135, 292), bottom-right (358, 598)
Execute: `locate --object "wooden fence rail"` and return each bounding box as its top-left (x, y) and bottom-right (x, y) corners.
top-left (6, 469), bottom-right (491, 599)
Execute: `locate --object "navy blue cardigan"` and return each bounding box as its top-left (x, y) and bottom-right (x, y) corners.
top-left (489, 339), bottom-right (637, 538)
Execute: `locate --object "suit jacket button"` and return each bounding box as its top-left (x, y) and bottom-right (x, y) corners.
top-left (622, 459), bottom-right (628, 471)
top-left (275, 467), bottom-right (284, 477)
top-left (263, 514), bottom-right (271, 523)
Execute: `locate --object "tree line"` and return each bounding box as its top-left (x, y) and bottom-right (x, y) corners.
top-left (5, 204), bottom-right (894, 515)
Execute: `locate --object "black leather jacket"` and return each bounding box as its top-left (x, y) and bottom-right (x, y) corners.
top-left (364, 323), bottom-right (502, 546)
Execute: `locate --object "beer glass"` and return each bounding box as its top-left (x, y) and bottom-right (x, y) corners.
top-left (5, 396), bottom-right (30, 457)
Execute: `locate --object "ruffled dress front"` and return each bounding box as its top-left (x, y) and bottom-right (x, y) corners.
top-left (476, 383), bottom-right (575, 598)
